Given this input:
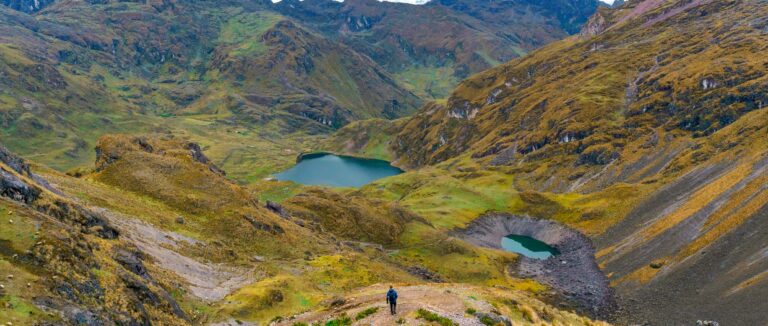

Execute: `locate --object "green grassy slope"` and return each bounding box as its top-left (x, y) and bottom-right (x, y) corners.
top-left (0, 0), bottom-right (421, 178)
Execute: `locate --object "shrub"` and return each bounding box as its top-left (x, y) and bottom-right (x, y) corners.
top-left (479, 315), bottom-right (496, 326)
top-left (416, 308), bottom-right (458, 326)
top-left (355, 307), bottom-right (379, 320)
top-left (325, 314), bottom-right (352, 326)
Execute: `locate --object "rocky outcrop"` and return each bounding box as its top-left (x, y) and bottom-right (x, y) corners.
top-left (0, 168), bottom-right (40, 203)
top-left (406, 266), bottom-right (445, 283)
top-left (0, 144), bottom-right (118, 239)
top-left (457, 213), bottom-right (616, 320)
top-left (95, 134), bottom-right (225, 176)
top-left (579, 9), bottom-right (608, 37)
top-left (265, 200), bottom-right (289, 218)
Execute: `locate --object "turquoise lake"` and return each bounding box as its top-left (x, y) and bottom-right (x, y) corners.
top-left (501, 234), bottom-right (560, 259)
top-left (275, 153), bottom-right (403, 187)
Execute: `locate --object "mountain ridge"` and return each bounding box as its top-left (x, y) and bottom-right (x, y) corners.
top-left (0, 0), bottom-right (596, 177)
top-left (335, 0), bottom-right (767, 323)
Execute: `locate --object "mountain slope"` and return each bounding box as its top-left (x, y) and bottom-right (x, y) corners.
top-left (0, 135), bottom-right (618, 325)
top-left (392, 0), bottom-right (767, 177)
top-left (339, 0), bottom-right (768, 323)
top-left (274, 0), bottom-right (599, 99)
top-left (0, 0), bottom-right (597, 177)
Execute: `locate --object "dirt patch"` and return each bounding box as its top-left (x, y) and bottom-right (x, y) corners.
top-left (457, 213), bottom-right (616, 320)
top-left (98, 208), bottom-right (257, 302)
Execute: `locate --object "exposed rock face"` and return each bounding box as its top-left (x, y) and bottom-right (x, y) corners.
top-left (458, 213), bottom-right (616, 319)
top-left (0, 145), bottom-right (31, 175)
top-left (0, 168), bottom-right (40, 203)
top-left (0, 144), bottom-right (119, 239)
top-left (244, 214), bottom-right (285, 235)
top-left (114, 248), bottom-right (152, 280)
top-left (473, 312), bottom-right (512, 326)
top-left (0, 144), bottom-right (58, 194)
top-left (265, 200), bottom-right (289, 218)
top-left (579, 9), bottom-right (608, 37)
top-left (406, 266), bottom-right (445, 283)
top-left (185, 142), bottom-right (225, 176)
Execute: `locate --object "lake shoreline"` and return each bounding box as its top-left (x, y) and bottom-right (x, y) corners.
top-left (456, 213), bottom-right (617, 321)
top-left (276, 153), bottom-right (403, 187)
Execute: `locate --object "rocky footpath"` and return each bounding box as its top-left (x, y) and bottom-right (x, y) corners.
top-left (457, 213), bottom-right (616, 320)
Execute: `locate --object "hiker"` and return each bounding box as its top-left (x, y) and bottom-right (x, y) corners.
top-left (386, 285), bottom-right (398, 315)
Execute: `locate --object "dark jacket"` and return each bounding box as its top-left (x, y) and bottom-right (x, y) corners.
top-left (386, 289), bottom-right (398, 303)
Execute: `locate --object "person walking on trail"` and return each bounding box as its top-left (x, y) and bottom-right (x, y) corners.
top-left (386, 286), bottom-right (398, 315)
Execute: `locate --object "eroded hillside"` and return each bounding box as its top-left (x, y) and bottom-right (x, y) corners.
top-left (329, 0), bottom-right (768, 324)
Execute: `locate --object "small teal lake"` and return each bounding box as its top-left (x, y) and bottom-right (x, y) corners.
top-left (501, 234), bottom-right (559, 259)
top-left (275, 153), bottom-right (403, 187)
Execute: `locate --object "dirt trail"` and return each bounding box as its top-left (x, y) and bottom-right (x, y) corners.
top-left (97, 208), bottom-right (257, 302)
top-left (279, 284), bottom-right (611, 326)
top-left (281, 284), bottom-right (491, 326)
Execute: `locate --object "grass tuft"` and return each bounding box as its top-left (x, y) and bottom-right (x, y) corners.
top-left (355, 306), bottom-right (379, 320)
top-left (416, 308), bottom-right (458, 326)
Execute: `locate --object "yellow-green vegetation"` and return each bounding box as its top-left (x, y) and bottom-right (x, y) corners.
top-left (391, 0), bottom-right (768, 188)
top-left (282, 188), bottom-right (419, 245)
top-left (354, 160), bottom-right (641, 235)
top-left (0, 260), bottom-right (49, 325)
top-left (355, 306), bottom-right (379, 320)
top-left (10, 136), bottom-right (426, 324)
top-left (218, 254), bottom-right (416, 322)
top-left (3, 0), bottom-right (767, 324)
top-left (0, 204), bottom-right (39, 252)
top-left (0, 0), bottom-right (424, 182)
top-left (393, 65), bottom-right (460, 100)
top-left (417, 308), bottom-right (458, 326)
top-left (0, 153), bottom-right (192, 324)
top-left (321, 119), bottom-right (403, 161)
top-left (324, 314), bottom-right (352, 326)
top-left (218, 11), bottom-right (285, 57)
top-left (0, 203), bottom-right (52, 325)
